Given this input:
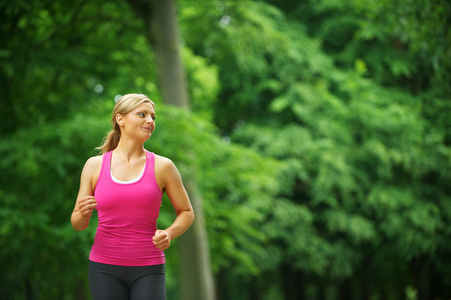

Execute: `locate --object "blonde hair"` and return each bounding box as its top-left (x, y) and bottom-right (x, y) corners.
top-left (97, 93), bottom-right (155, 154)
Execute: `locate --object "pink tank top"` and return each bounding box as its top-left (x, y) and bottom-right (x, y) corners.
top-left (89, 150), bottom-right (165, 266)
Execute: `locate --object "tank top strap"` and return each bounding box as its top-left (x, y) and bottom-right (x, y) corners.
top-left (145, 150), bottom-right (162, 195)
top-left (145, 150), bottom-right (155, 172)
top-left (100, 151), bottom-right (113, 181)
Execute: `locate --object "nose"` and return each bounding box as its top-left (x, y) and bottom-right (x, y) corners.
top-left (146, 116), bottom-right (154, 123)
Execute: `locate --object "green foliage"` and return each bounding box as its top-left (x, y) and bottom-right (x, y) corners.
top-left (0, 105), bottom-right (110, 298)
top-left (0, 0), bottom-right (159, 136)
top-left (182, 47), bottom-right (220, 121)
top-left (179, 0), bottom-right (451, 298)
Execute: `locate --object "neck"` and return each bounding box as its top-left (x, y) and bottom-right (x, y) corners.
top-left (114, 138), bottom-right (146, 162)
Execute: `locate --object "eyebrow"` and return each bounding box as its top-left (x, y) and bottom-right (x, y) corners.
top-left (137, 109), bottom-right (155, 115)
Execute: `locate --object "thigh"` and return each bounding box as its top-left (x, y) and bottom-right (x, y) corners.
top-left (89, 260), bottom-right (130, 300)
top-left (129, 264), bottom-right (166, 300)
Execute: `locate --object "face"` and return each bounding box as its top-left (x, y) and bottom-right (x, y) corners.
top-left (116, 102), bottom-right (156, 141)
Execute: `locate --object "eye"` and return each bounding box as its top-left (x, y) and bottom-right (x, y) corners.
top-left (151, 115), bottom-right (156, 121)
top-left (138, 112), bottom-right (145, 117)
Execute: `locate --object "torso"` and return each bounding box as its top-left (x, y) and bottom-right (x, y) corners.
top-left (89, 149), bottom-right (165, 266)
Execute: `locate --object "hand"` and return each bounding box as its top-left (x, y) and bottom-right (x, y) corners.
top-left (78, 196), bottom-right (97, 218)
top-left (153, 229), bottom-right (172, 250)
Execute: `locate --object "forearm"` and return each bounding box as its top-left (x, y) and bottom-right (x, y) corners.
top-left (166, 210), bottom-right (195, 240)
top-left (71, 211), bottom-right (91, 231)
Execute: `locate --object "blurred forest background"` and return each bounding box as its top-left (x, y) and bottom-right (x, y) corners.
top-left (1, 0), bottom-right (451, 299)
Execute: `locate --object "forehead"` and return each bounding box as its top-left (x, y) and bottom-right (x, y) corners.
top-left (134, 102), bottom-right (155, 113)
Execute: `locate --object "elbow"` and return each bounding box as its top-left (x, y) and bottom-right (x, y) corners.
top-left (190, 209), bottom-right (195, 224)
top-left (183, 208), bottom-right (195, 227)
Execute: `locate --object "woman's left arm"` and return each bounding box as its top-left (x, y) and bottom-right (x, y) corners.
top-left (153, 157), bottom-right (195, 250)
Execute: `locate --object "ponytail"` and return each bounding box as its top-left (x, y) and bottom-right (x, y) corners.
top-left (96, 124), bottom-right (121, 154)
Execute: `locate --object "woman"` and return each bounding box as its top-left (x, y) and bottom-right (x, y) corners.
top-left (71, 93), bottom-right (194, 300)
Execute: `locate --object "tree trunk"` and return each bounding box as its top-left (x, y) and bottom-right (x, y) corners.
top-left (179, 179), bottom-right (216, 300)
top-left (128, 0), bottom-right (189, 107)
top-left (339, 279), bottom-right (352, 300)
top-left (414, 258), bottom-right (432, 300)
top-left (126, 1), bottom-right (216, 300)
top-left (282, 265), bottom-right (305, 300)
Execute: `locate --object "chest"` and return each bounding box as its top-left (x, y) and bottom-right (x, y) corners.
top-left (95, 180), bottom-right (161, 214)
top-left (110, 158), bottom-right (146, 182)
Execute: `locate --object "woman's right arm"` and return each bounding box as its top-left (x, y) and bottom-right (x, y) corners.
top-left (71, 156), bottom-right (101, 231)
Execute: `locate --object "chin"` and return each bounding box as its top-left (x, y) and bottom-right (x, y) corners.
top-left (137, 134), bottom-right (151, 142)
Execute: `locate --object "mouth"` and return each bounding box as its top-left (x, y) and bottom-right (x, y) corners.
top-left (142, 127), bottom-right (152, 132)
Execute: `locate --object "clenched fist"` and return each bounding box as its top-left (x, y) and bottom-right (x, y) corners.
top-left (153, 230), bottom-right (172, 250)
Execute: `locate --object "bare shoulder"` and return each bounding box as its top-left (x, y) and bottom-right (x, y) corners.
top-left (154, 154), bottom-right (176, 170)
top-left (80, 155), bottom-right (103, 192)
top-left (154, 154), bottom-right (181, 187)
top-left (84, 155), bottom-right (103, 172)
top-left (155, 154), bottom-right (177, 175)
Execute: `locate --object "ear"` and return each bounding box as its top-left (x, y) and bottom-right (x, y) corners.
top-left (116, 114), bottom-right (125, 127)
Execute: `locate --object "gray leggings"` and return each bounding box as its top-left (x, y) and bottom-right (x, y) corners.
top-left (88, 260), bottom-right (166, 300)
